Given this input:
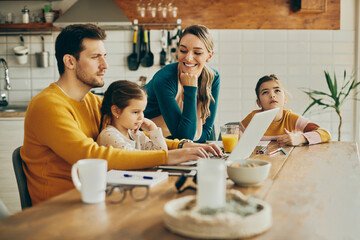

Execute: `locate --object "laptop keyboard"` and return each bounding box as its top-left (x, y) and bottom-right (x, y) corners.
top-left (210, 153), bottom-right (229, 160)
top-left (179, 154), bottom-right (229, 166)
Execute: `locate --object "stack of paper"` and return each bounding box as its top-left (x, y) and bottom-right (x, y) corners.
top-left (107, 170), bottom-right (168, 187)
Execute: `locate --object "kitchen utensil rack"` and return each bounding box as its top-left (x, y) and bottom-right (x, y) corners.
top-left (0, 32), bottom-right (52, 36)
top-left (133, 19), bottom-right (181, 30)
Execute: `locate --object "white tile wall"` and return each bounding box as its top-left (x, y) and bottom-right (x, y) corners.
top-left (0, 28), bottom-right (356, 141)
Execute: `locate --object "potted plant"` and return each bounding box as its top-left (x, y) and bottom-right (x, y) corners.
top-left (302, 70), bottom-right (360, 141)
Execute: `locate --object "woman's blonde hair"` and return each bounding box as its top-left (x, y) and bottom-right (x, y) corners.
top-left (180, 25), bottom-right (215, 120)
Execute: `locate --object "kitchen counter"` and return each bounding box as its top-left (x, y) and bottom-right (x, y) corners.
top-left (0, 104), bottom-right (28, 118)
top-left (0, 112), bottom-right (26, 118)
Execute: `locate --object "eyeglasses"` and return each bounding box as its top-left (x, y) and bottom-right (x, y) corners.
top-left (175, 173), bottom-right (197, 193)
top-left (106, 184), bottom-right (149, 204)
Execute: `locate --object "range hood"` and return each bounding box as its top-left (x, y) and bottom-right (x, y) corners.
top-left (53, 0), bottom-right (133, 30)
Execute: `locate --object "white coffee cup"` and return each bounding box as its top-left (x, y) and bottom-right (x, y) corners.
top-left (71, 159), bottom-right (108, 204)
top-left (13, 46), bottom-right (29, 65)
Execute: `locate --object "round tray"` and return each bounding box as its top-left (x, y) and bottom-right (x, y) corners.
top-left (164, 190), bottom-right (272, 239)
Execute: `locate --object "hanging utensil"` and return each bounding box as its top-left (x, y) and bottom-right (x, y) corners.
top-left (35, 35), bottom-right (49, 68)
top-left (160, 30), bottom-right (167, 67)
top-left (165, 30), bottom-right (172, 64)
top-left (147, 30), bottom-right (154, 67)
top-left (127, 29), bottom-right (139, 71)
top-left (139, 28), bottom-right (147, 65)
top-left (140, 29), bottom-right (153, 67)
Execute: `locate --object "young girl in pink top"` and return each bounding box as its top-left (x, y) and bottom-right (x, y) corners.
top-left (241, 74), bottom-right (331, 146)
top-left (97, 80), bottom-right (167, 151)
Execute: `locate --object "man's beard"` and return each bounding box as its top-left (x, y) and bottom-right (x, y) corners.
top-left (76, 67), bottom-right (104, 88)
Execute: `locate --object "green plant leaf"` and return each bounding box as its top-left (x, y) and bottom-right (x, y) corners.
top-left (303, 101), bottom-right (318, 115)
top-left (343, 79), bottom-right (357, 99)
top-left (333, 72), bottom-right (338, 99)
top-left (324, 71), bottom-right (335, 98)
top-left (301, 69), bottom-right (359, 141)
top-left (309, 90), bottom-right (333, 98)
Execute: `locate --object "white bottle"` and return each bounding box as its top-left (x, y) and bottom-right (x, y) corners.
top-left (197, 158), bottom-right (226, 209)
top-left (22, 6), bottom-right (30, 24)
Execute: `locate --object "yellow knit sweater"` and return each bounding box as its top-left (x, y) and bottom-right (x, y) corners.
top-left (21, 83), bottom-right (178, 205)
top-left (241, 109), bottom-right (331, 144)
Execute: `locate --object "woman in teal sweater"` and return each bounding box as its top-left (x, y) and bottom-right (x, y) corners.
top-left (144, 25), bottom-right (220, 143)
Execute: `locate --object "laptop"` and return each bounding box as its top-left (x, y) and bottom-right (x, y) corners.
top-left (227, 107), bottom-right (279, 162)
top-left (158, 108), bottom-right (279, 170)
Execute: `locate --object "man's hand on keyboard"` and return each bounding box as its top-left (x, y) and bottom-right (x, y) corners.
top-left (183, 142), bottom-right (223, 158)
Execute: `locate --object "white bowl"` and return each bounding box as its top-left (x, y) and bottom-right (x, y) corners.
top-left (227, 159), bottom-right (271, 186)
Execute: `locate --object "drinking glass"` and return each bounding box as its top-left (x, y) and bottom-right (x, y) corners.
top-left (137, 0), bottom-right (146, 18)
top-left (197, 159), bottom-right (226, 209)
top-left (168, 1), bottom-right (178, 18)
top-left (147, 0), bottom-right (156, 18)
top-left (158, 0), bottom-right (167, 18)
top-left (220, 125), bottom-right (240, 153)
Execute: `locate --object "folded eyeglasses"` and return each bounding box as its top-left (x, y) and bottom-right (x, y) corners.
top-left (106, 184), bottom-right (149, 204)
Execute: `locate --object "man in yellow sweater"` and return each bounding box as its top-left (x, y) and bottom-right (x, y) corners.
top-left (21, 24), bottom-right (221, 205)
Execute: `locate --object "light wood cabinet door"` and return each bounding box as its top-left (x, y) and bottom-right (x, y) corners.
top-left (0, 118), bottom-right (24, 214)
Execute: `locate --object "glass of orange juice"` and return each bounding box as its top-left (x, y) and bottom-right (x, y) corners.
top-left (220, 125), bottom-right (240, 153)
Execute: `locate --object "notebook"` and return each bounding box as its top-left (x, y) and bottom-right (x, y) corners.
top-left (227, 108), bottom-right (279, 162)
top-left (107, 170), bottom-right (168, 187)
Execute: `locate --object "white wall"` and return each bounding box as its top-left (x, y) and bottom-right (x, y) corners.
top-left (0, 0), bottom-right (357, 142)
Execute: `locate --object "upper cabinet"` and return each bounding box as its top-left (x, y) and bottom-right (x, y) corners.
top-left (115, 0), bottom-right (340, 30)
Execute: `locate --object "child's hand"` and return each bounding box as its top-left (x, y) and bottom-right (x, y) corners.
top-left (139, 118), bottom-right (157, 132)
top-left (180, 72), bottom-right (198, 87)
top-left (277, 128), bottom-right (308, 146)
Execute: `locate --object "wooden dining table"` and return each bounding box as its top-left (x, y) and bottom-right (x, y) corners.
top-left (1, 141), bottom-right (359, 240)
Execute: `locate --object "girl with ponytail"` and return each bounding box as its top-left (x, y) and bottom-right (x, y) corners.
top-left (97, 80), bottom-right (167, 150)
top-left (144, 24), bottom-right (220, 143)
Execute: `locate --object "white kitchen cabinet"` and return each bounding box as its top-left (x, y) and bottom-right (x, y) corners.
top-left (0, 118), bottom-right (24, 214)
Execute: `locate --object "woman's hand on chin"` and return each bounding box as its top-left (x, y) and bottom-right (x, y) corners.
top-left (180, 72), bottom-right (198, 87)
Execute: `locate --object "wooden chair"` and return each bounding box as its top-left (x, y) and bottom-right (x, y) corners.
top-left (12, 146), bottom-right (32, 209)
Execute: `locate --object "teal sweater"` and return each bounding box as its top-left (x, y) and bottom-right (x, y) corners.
top-left (144, 62), bottom-right (220, 143)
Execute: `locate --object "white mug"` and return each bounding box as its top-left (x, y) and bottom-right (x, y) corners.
top-left (71, 159), bottom-right (108, 204)
top-left (13, 46), bottom-right (29, 65)
top-left (197, 158), bottom-right (226, 209)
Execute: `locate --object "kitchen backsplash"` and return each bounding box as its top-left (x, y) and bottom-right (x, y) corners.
top-left (0, 29), bottom-right (355, 141)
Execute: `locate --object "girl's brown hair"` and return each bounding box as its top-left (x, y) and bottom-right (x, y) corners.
top-left (180, 24), bottom-right (215, 120)
top-left (99, 80), bottom-right (146, 132)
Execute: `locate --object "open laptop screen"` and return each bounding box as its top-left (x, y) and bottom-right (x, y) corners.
top-left (227, 108), bottom-right (279, 162)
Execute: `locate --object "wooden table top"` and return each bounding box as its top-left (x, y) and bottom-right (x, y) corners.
top-left (1, 141), bottom-right (359, 240)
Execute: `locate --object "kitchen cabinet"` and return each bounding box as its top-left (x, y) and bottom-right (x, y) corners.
top-left (300, 0), bottom-right (327, 12)
top-left (115, 0), bottom-right (340, 30)
top-left (0, 118), bottom-right (24, 214)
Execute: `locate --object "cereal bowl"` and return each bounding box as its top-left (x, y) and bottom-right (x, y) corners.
top-left (227, 159), bottom-right (271, 186)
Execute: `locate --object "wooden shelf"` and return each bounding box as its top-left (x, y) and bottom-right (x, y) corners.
top-left (0, 23), bottom-right (55, 32)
